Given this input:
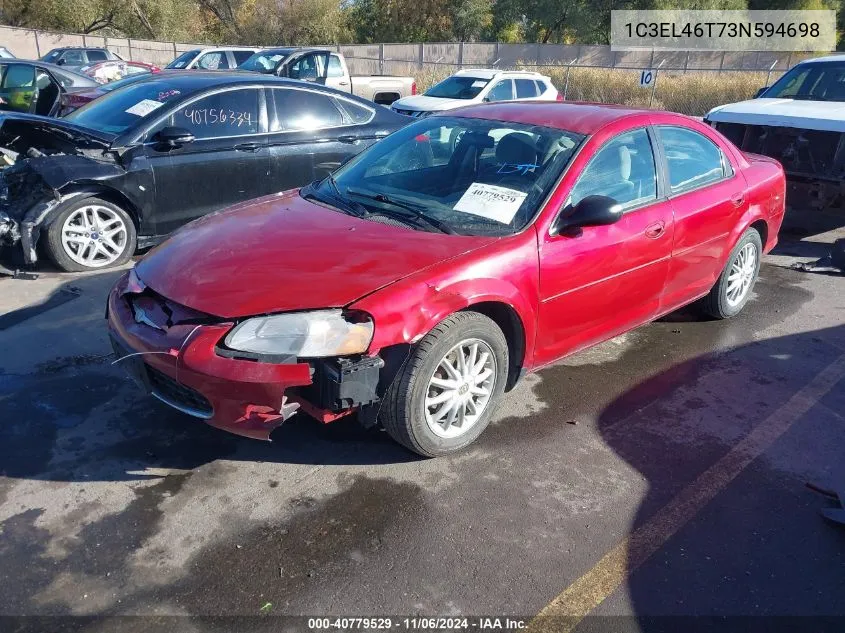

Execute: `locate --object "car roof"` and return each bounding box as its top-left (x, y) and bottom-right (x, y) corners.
top-left (795, 54), bottom-right (845, 64)
top-left (447, 101), bottom-right (658, 135)
top-left (46, 46), bottom-right (109, 51)
top-left (453, 68), bottom-right (547, 80)
top-left (195, 46), bottom-right (260, 52)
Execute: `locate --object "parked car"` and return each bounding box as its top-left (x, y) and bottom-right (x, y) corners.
top-left (705, 55), bottom-right (845, 212)
top-left (80, 60), bottom-right (160, 84)
top-left (105, 102), bottom-right (786, 456)
top-left (0, 72), bottom-right (409, 271)
top-left (40, 47), bottom-right (121, 70)
top-left (166, 47), bottom-right (259, 71)
top-left (238, 48), bottom-right (416, 105)
top-left (0, 60), bottom-right (99, 116)
top-left (0, 47), bottom-right (15, 59)
top-left (391, 69), bottom-right (560, 118)
top-left (59, 73), bottom-right (156, 114)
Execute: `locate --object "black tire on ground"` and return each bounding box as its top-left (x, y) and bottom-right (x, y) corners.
top-left (44, 197), bottom-right (137, 272)
top-left (700, 227), bottom-right (763, 319)
top-left (381, 311), bottom-right (509, 457)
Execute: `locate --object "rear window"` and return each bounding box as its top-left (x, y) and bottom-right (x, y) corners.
top-left (232, 50), bottom-right (254, 65)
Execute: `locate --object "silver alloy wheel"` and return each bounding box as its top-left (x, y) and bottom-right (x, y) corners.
top-left (61, 204), bottom-right (128, 268)
top-left (726, 242), bottom-right (757, 307)
top-left (424, 338), bottom-right (497, 439)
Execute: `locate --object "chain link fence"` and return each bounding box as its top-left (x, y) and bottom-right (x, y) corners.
top-left (0, 24), bottom-right (831, 116)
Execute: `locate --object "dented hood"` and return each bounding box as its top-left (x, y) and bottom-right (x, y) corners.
top-left (135, 191), bottom-right (496, 318)
top-left (0, 113), bottom-right (114, 153)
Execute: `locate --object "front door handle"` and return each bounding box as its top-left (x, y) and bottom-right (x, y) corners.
top-left (337, 135), bottom-right (358, 144)
top-left (234, 142), bottom-right (261, 152)
top-left (730, 193), bottom-right (745, 207)
top-left (644, 221), bottom-right (666, 239)
top-left (338, 81), bottom-right (350, 86)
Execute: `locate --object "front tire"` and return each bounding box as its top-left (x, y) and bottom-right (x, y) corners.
top-left (382, 311), bottom-right (509, 457)
top-left (44, 197), bottom-right (136, 272)
top-left (701, 228), bottom-right (762, 319)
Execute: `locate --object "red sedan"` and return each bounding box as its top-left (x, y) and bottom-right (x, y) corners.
top-left (107, 102), bottom-right (785, 456)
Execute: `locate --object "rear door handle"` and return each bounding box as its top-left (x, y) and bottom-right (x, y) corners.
top-left (234, 142), bottom-right (261, 152)
top-left (730, 193), bottom-right (745, 207)
top-left (644, 221), bottom-right (666, 239)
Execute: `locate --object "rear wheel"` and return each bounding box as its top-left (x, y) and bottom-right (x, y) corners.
top-left (45, 197), bottom-right (136, 272)
top-left (701, 228), bottom-right (762, 319)
top-left (381, 312), bottom-right (509, 457)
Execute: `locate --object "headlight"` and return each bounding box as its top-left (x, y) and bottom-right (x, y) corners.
top-left (224, 310), bottom-right (374, 358)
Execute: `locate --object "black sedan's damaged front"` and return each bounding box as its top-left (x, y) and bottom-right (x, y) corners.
top-left (0, 114), bottom-right (128, 265)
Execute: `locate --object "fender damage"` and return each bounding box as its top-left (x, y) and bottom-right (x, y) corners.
top-left (0, 115), bottom-right (123, 264)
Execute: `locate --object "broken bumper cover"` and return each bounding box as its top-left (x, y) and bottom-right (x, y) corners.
top-left (106, 275), bottom-right (314, 441)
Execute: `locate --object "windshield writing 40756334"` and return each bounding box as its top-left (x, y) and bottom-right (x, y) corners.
top-left (183, 108), bottom-right (253, 127)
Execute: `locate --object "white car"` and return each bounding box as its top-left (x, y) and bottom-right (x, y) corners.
top-left (704, 55), bottom-right (845, 210)
top-left (391, 69), bottom-right (560, 117)
top-left (166, 47), bottom-right (260, 71)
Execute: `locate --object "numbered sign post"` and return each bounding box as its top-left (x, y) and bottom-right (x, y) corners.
top-left (639, 70), bottom-right (655, 87)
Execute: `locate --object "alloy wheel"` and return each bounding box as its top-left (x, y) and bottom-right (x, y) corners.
top-left (61, 204), bottom-right (129, 268)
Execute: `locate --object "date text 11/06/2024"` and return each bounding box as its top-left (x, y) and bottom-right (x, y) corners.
top-left (307, 617), bottom-right (528, 630)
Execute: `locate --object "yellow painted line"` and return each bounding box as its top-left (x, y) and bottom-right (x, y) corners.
top-left (529, 352), bottom-right (845, 633)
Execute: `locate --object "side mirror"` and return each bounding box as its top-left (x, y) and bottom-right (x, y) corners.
top-left (56, 58), bottom-right (66, 66)
top-left (755, 87), bottom-right (768, 98)
top-left (551, 195), bottom-right (623, 236)
top-left (155, 126), bottom-right (195, 147)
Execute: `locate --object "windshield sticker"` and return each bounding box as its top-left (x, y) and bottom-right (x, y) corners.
top-left (158, 89), bottom-right (181, 101)
top-left (454, 183), bottom-right (527, 224)
top-left (497, 162), bottom-right (538, 175)
top-left (125, 99), bottom-right (165, 117)
top-left (472, 80), bottom-right (487, 88)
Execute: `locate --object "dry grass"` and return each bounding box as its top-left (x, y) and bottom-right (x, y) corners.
top-left (412, 64), bottom-right (784, 117)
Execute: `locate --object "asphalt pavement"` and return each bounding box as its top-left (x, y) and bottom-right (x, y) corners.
top-left (0, 223), bottom-right (844, 632)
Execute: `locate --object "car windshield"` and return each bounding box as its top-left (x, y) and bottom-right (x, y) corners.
top-left (764, 61), bottom-right (845, 102)
top-left (425, 76), bottom-right (491, 99)
top-left (65, 80), bottom-right (185, 134)
top-left (167, 50), bottom-right (199, 69)
top-left (238, 51), bottom-right (288, 73)
top-left (311, 116), bottom-right (584, 236)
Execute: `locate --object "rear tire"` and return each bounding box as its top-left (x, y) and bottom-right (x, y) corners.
top-left (701, 228), bottom-right (762, 319)
top-left (381, 311), bottom-right (509, 457)
top-left (44, 197), bottom-right (136, 272)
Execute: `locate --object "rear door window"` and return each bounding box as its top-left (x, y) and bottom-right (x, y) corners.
top-left (657, 126), bottom-right (729, 194)
top-left (86, 50), bottom-right (108, 62)
top-left (270, 88), bottom-right (344, 131)
top-left (168, 88), bottom-right (260, 139)
top-left (486, 80), bottom-right (513, 102)
top-left (515, 79), bottom-right (539, 98)
top-left (60, 50), bottom-right (85, 66)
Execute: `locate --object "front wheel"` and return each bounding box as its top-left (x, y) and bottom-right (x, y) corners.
top-left (44, 197), bottom-right (137, 272)
top-left (701, 228), bottom-right (762, 319)
top-left (381, 312), bottom-right (509, 457)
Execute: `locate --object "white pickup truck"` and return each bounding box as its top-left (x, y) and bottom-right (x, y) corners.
top-left (238, 47), bottom-right (416, 106)
top-left (705, 55), bottom-right (845, 211)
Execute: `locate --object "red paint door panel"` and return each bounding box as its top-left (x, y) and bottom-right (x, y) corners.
top-left (535, 201), bottom-right (673, 366)
top-left (656, 125), bottom-right (749, 310)
top-left (534, 126), bottom-right (673, 367)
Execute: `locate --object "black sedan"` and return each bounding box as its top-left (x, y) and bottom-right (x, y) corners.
top-left (0, 60), bottom-right (99, 117)
top-left (0, 72), bottom-right (409, 271)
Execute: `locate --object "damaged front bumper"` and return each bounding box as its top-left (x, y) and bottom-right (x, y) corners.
top-left (0, 199), bottom-right (62, 265)
top-left (106, 271), bottom-right (383, 440)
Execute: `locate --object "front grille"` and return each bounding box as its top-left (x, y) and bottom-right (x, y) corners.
top-left (146, 364), bottom-right (213, 419)
top-left (393, 108), bottom-right (427, 117)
